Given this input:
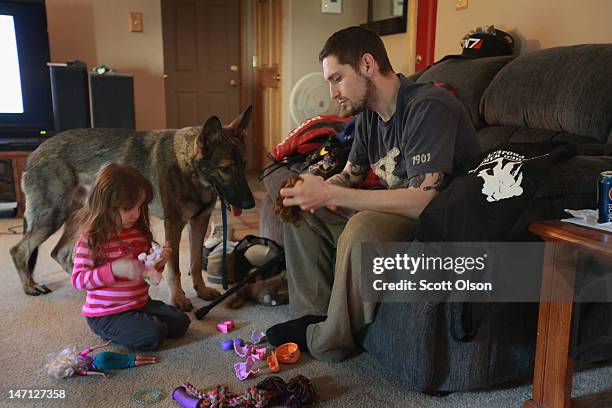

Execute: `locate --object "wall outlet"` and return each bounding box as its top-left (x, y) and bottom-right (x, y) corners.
top-left (456, 0), bottom-right (468, 10)
top-left (321, 0), bottom-right (341, 14)
top-left (129, 12), bottom-right (143, 32)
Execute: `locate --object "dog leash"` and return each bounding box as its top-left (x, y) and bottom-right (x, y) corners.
top-left (221, 198), bottom-right (229, 290)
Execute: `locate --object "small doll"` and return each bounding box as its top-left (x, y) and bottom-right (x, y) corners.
top-left (45, 340), bottom-right (159, 379)
top-left (138, 243), bottom-right (163, 285)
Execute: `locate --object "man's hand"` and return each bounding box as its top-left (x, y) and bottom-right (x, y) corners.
top-left (280, 174), bottom-right (331, 211)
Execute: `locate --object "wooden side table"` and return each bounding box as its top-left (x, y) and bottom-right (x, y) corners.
top-left (0, 151), bottom-right (30, 218)
top-left (524, 220), bottom-right (612, 408)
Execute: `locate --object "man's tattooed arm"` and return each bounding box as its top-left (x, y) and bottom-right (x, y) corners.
top-left (408, 172), bottom-right (449, 192)
top-left (326, 162), bottom-right (369, 188)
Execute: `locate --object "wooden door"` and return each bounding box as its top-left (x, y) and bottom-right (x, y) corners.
top-left (415, 0), bottom-right (437, 72)
top-left (162, 0), bottom-right (241, 128)
top-left (252, 0), bottom-right (283, 170)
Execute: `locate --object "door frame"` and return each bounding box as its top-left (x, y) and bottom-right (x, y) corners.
top-left (251, 0), bottom-right (283, 171)
top-left (239, 0), bottom-right (255, 170)
top-left (415, 0), bottom-right (438, 72)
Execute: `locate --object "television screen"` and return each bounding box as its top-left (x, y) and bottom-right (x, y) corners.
top-left (0, 0), bottom-right (53, 138)
top-left (0, 15), bottom-right (24, 114)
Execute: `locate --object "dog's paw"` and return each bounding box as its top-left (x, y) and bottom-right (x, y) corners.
top-left (195, 286), bottom-right (221, 301)
top-left (171, 294), bottom-right (194, 312)
top-left (23, 283), bottom-right (52, 296)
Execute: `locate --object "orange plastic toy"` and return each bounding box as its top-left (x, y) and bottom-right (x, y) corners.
top-left (274, 342), bottom-right (301, 364)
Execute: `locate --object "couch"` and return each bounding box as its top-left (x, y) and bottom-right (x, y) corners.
top-left (259, 44), bottom-right (612, 391)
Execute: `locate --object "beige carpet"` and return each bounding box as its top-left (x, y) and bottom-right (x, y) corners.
top-left (0, 216), bottom-right (611, 408)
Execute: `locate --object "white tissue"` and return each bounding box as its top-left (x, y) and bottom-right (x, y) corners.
top-left (564, 209), bottom-right (599, 224)
top-left (562, 209), bottom-right (612, 233)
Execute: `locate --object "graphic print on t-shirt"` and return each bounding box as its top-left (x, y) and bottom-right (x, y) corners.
top-left (469, 150), bottom-right (526, 202)
top-left (372, 147), bottom-right (409, 188)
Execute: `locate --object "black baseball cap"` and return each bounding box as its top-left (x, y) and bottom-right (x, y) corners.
top-left (460, 28), bottom-right (514, 58)
top-left (434, 26), bottom-right (515, 64)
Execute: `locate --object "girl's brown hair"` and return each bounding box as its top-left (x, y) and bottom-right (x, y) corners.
top-left (76, 163), bottom-right (154, 265)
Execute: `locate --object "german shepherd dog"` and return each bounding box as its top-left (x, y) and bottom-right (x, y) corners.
top-left (10, 106), bottom-right (254, 311)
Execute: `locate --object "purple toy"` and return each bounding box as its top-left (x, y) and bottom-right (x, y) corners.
top-left (234, 356), bottom-right (260, 381)
top-left (221, 340), bottom-right (233, 350)
top-left (234, 341), bottom-right (253, 358)
top-left (172, 386), bottom-right (202, 408)
top-left (250, 330), bottom-right (267, 344)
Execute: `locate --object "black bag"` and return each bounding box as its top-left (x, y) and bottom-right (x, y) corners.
top-left (417, 142), bottom-right (577, 242)
top-left (233, 235), bottom-right (285, 281)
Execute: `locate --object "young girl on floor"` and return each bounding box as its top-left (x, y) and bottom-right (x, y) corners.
top-left (72, 163), bottom-right (190, 351)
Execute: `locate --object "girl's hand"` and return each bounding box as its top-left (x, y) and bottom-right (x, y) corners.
top-left (112, 257), bottom-right (146, 280)
top-left (155, 242), bottom-right (172, 271)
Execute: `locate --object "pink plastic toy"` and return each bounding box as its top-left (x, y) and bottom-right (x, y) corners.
top-left (253, 348), bottom-right (268, 361)
top-left (250, 330), bottom-right (267, 344)
top-left (138, 243), bottom-right (163, 286)
top-left (233, 342), bottom-right (253, 358)
top-left (234, 356), bottom-right (260, 381)
top-left (216, 320), bottom-right (235, 333)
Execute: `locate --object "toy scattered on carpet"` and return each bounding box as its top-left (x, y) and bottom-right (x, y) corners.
top-left (222, 329), bottom-right (300, 381)
top-left (217, 320), bottom-right (236, 333)
top-left (172, 375), bottom-right (317, 408)
top-left (266, 343), bottom-right (300, 374)
top-left (131, 387), bottom-right (163, 405)
top-left (45, 340), bottom-right (159, 379)
top-left (138, 243), bottom-right (163, 286)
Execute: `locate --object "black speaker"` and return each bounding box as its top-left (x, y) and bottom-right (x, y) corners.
top-left (48, 62), bottom-right (90, 132)
top-left (89, 73), bottom-right (135, 129)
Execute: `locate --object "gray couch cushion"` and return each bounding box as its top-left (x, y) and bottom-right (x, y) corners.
top-left (476, 126), bottom-right (598, 151)
top-left (416, 56), bottom-right (514, 129)
top-left (481, 45), bottom-right (612, 143)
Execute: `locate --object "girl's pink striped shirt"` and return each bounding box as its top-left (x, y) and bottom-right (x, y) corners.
top-left (72, 228), bottom-right (151, 317)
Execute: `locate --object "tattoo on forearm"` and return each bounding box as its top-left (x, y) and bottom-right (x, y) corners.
top-left (349, 163), bottom-right (368, 177)
top-left (326, 171), bottom-right (351, 187)
top-left (327, 164), bottom-right (368, 188)
top-left (408, 174), bottom-right (426, 188)
top-left (408, 172), bottom-right (448, 192)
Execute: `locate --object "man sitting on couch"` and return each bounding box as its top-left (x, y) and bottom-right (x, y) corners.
top-left (266, 26), bottom-right (481, 361)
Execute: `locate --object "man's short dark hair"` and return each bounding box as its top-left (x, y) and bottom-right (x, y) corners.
top-left (319, 26), bottom-right (393, 74)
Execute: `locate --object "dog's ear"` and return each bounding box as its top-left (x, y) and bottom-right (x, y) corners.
top-left (228, 105), bottom-right (253, 135)
top-left (197, 116), bottom-right (223, 153)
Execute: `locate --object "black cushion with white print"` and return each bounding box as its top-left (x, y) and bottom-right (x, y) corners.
top-left (416, 143), bottom-right (577, 242)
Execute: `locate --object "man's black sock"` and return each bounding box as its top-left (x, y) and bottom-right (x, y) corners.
top-left (266, 315), bottom-right (326, 352)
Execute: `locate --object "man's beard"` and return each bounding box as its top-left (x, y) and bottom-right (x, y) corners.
top-left (340, 76), bottom-right (373, 117)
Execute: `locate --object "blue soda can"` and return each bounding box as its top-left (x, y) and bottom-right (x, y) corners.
top-left (598, 171), bottom-right (612, 223)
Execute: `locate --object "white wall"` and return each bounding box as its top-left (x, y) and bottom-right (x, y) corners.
top-left (282, 0), bottom-right (368, 136)
top-left (435, 0), bottom-right (612, 59)
top-left (381, 0), bottom-right (417, 77)
top-left (46, 0), bottom-right (166, 130)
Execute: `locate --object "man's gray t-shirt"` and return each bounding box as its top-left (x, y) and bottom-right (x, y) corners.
top-left (348, 75), bottom-right (480, 188)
